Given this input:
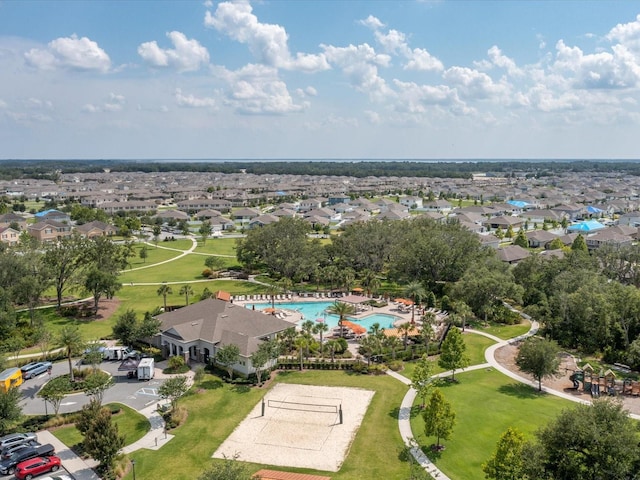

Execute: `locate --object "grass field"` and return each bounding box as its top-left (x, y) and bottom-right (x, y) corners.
top-left (400, 333), bottom-right (496, 380)
top-left (479, 321), bottom-right (531, 340)
top-left (123, 370), bottom-right (411, 480)
top-left (410, 368), bottom-right (568, 480)
top-left (192, 237), bottom-right (239, 256)
top-left (53, 403), bottom-right (150, 448)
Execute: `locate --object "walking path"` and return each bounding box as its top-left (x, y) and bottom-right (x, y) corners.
top-left (124, 237), bottom-right (197, 273)
top-left (389, 304), bottom-right (638, 480)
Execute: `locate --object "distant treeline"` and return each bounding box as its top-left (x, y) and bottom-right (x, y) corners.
top-left (1, 159), bottom-right (640, 181)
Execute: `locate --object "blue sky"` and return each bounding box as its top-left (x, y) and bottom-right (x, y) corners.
top-left (2, 0), bottom-right (640, 160)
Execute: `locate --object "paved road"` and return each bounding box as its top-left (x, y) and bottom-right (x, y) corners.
top-left (19, 359), bottom-right (162, 416)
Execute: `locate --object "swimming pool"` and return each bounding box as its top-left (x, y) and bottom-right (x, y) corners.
top-left (249, 301), bottom-right (400, 330)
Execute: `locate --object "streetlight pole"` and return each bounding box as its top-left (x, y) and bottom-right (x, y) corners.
top-left (131, 459), bottom-right (136, 480)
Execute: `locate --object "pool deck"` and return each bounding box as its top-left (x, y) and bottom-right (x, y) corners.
top-left (234, 294), bottom-right (447, 332)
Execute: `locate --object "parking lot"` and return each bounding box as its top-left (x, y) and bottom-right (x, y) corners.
top-left (19, 358), bottom-right (162, 416)
top-left (14, 357), bottom-right (166, 480)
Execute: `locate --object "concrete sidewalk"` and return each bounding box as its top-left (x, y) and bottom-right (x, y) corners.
top-left (37, 430), bottom-right (100, 480)
top-left (121, 401), bottom-right (175, 453)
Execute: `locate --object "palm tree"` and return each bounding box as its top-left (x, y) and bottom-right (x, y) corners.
top-left (369, 277), bottom-right (382, 298)
top-left (398, 322), bottom-right (413, 349)
top-left (58, 325), bottom-right (85, 382)
top-left (384, 335), bottom-right (402, 360)
top-left (266, 284), bottom-right (280, 310)
top-left (279, 277), bottom-right (293, 295)
top-left (453, 301), bottom-right (473, 332)
top-left (295, 336), bottom-right (310, 370)
top-left (327, 301), bottom-right (356, 338)
top-left (157, 283), bottom-right (173, 311)
top-left (179, 284), bottom-right (194, 306)
top-left (404, 281), bottom-right (426, 325)
top-left (301, 320), bottom-right (315, 357)
top-left (313, 322), bottom-right (329, 358)
top-left (324, 339), bottom-right (339, 363)
top-left (340, 268), bottom-right (356, 294)
top-left (360, 269), bottom-right (377, 296)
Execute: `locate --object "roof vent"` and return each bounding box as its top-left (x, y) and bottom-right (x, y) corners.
top-left (221, 314), bottom-right (228, 318)
top-left (191, 322), bottom-right (199, 326)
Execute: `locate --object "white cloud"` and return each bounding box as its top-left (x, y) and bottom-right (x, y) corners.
top-left (372, 25), bottom-right (443, 72)
top-left (443, 66), bottom-right (506, 99)
top-left (24, 34), bottom-right (111, 72)
top-left (218, 64), bottom-right (308, 114)
top-left (359, 15), bottom-right (385, 30)
top-left (405, 48), bottom-right (444, 72)
top-left (204, 1), bottom-right (329, 72)
top-left (607, 14), bottom-right (640, 53)
top-left (322, 43), bottom-right (393, 101)
top-left (486, 46), bottom-right (523, 77)
top-left (552, 39), bottom-right (640, 89)
top-left (393, 79), bottom-right (471, 115)
top-left (295, 86), bottom-right (318, 98)
top-left (25, 98), bottom-right (53, 110)
top-left (138, 31), bottom-right (210, 72)
top-left (0, 99), bottom-right (8, 109)
top-left (81, 93), bottom-right (126, 113)
top-left (175, 88), bottom-right (216, 108)
top-left (365, 110), bottom-right (381, 124)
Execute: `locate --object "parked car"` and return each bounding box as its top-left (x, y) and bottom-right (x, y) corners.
top-left (0, 432), bottom-right (37, 450)
top-left (0, 443), bottom-right (54, 475)
top-left (15, 455), bottom-right (62, 480)
top-left (20, 362), bottom-right (53, 380)
top-left (0, 441), bottom-right (39, 459)
top-left (38, 476), bottom-right (72, 480)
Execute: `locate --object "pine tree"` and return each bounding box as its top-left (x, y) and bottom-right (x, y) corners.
top-left (483, 427), bottom-right (526, 479)
top-left (423, 388), bottom-right (456, 450)
top-left (83, 403), bottom-right (125, 475)
top-left (438, 327), bottom-right (469, 381)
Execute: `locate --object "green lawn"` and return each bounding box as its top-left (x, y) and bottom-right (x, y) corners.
top-left (192, 237), bottom-right (239, 256)
top-left (120, 253), bottom-right (239, 284)
top-left (410, 368), bottom-right (568, 480)
top-left (115, 280), bottom-right (270, 318)
top-left (123, 371), bottom-right (411, 480)
top-left (475, 320), bottom-right (531, 340)
top-left (400, 333), bottom-right (495, 380)
top-left (53, 403), bottom-right (150, 448)
top-left (126, 244), bottom-right (184, 268)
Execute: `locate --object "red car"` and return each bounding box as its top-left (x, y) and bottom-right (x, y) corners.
top-left (15, 456), bottom-right (61, 480)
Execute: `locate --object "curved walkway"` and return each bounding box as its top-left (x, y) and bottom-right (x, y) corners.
top-left (391, 309), bottom-right (640, 480)
top-left (124, 237), bottom-right (197, 273)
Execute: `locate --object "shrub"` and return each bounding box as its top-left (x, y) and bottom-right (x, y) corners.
top-left (194, 366), bottom-right (205, 382)
top-left (387, 360), bottom-right (404, 371)
top-left (202, 268), bottom-right (213, 278)
top-left (351, 362), bottom-right (369, 374)
top-left (168, 355), bottom-right (185, 371)
top-left (163, 406), bottom-right (187, 429)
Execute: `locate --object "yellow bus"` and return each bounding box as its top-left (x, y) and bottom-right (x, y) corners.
top-left (0, 367), bottom-right (23, 393)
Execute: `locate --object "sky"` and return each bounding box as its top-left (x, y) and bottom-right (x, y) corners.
top-left (2, 1), bottom-right (640, 160)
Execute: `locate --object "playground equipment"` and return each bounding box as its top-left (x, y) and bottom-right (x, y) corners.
top-left (569, 363), bottom-right (640, 397)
